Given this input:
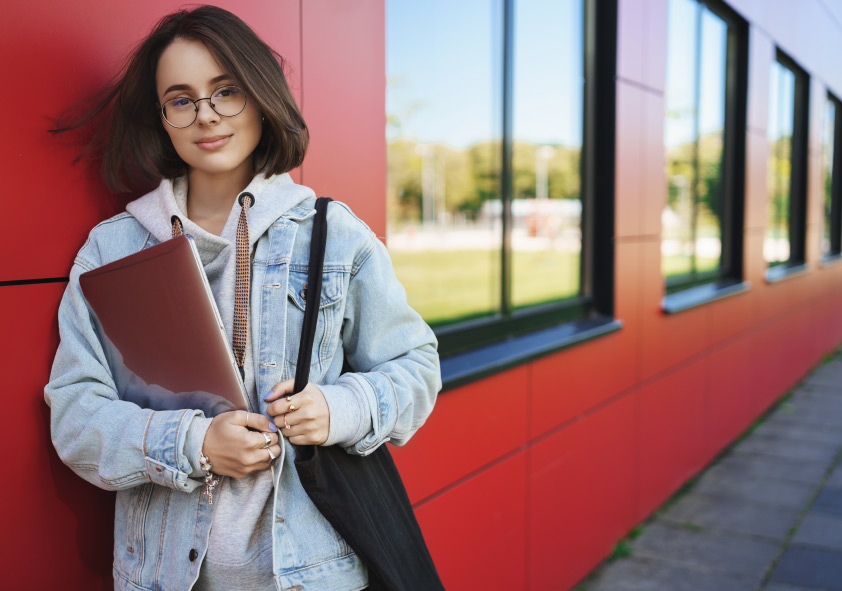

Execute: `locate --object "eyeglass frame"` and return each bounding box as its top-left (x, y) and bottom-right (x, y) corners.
top-left (158, 85), bottom-right (248, 129)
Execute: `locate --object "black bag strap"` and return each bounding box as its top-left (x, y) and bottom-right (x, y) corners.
top-left (293, 197), bottom-right (332, 394)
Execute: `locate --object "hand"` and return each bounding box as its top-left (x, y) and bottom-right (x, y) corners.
top-left (265, 380), bottom-right (330, 445)
top-left (201, 411), bottom-right (282, 478)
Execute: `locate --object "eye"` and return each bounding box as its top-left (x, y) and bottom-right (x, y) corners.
top-left (213, 86), bottom-right (241, 100)
top-left (168, 97), bottom-right (194, 109)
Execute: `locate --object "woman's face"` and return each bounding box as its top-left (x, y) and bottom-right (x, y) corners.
top-left (155, 39), bottom-right (262, 180)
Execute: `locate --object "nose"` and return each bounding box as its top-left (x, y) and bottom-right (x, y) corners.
top-left (194, 98), bottom-right (219, 126)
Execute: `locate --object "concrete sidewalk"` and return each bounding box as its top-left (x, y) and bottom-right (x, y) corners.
top-left (578, 355), bottom-right (842, 591)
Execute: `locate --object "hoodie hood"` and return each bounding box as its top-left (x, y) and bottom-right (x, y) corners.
top-left (126, 172), bottom-right (315, 265)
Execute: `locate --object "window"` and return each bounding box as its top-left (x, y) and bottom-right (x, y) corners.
top-left (662, 0), bottom-right (748, 300)
top-left (765, 52), bottom-right (809, 276)
top-left (387, 0), bottom-right (616, 361)
top-left (822, 94), bottom-right (842, 260)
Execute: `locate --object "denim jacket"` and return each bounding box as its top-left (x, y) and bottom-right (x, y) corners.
top-left (45, 178), bottom-right (441, 591)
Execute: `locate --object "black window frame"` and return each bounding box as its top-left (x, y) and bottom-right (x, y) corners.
top-left (765, 50), bottom-right (810, 281)
top-left (822, 93), bottom-right (842, 261)
top-left (661, 0), bottom-right (749, 312)
top-left (434, 0), bottom-right (618, 363)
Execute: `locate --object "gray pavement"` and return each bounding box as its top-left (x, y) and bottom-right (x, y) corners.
top-left (577, 356), bottom-right (842, 591)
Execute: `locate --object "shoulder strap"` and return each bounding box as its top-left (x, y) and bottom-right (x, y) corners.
top-left (293, 197), bottom-right (333, 394)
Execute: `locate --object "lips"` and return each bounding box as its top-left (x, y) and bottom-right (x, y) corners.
top-left (195, 134), bottom-right (232, 150)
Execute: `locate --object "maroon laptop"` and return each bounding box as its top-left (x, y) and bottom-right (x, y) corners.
top-left (80, 236), bottom-right (248, 416)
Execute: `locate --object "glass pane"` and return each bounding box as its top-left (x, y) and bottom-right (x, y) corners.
top-left (765, 61), bottom-right (795, 265)
top-left (511, 0), bottom-right (584, 308)
top-left (663, 0), bottom-right (699, 280)
top-left (387, 0), bottom-right (503, 326)
top-left (694, 7), bottom-right (727, 276)
top-left (823, 99), bottom-right (836, 256)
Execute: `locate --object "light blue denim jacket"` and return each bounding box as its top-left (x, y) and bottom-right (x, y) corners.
top-left (45, 177), bottom-right (441, 591)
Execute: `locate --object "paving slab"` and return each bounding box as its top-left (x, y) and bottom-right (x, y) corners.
top-left (827, 467), bottom-right (842, 489)
top-left (772, 399), bottom-right (842, 429)
top-left (803, 361), bottom-right (842, 389)
top-left (770, 546), bottom-right (842, 590)
top-left (791, 511), bottom-right (842, 551)
top-left (752, 417), bottom-right (842, 447)
top-left (586, 559), bottom-right (755, 591)
top-left (812, 488), bottom-right (842, 517)
top-left (732, 433), bottom-right (839, 465)
top-left (763, 412), bottom-right (842, 436)
top-left (629, 522), bottom-right (779, 582)
top-left (764, 584), bottom-right (829, 591)
top-left (660, 492), bottom-right (800, 540)
top-left (709, 453), bottom-right (829, 486)
top-left (692, 472), bottom-right (815, 510)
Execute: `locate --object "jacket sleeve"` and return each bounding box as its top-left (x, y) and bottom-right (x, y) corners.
top-left (318, 232), bottom-right (442, 455)
top-left (44, 253), bottom-right (210, 493)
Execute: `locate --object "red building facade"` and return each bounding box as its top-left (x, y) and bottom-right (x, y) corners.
top-left (4, 0), bottom-right (842, 589)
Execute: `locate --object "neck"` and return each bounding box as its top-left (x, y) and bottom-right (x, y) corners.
top-left (185, 161), bottom-right (254, 235)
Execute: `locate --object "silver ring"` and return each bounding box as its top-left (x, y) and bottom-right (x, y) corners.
top-left (244, 412), bottom-right (250, 429)
top-left (267, 447), bottom-right (276, 463)
top-left (262, 432), bottom-right (272, 449)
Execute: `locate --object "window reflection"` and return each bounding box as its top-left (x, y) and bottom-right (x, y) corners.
top-left (823, 98), bottom-right (837, 256)
top-left (387, 0), bottom-right (503, 326)
top-left (765, 61), bottom-right (795, 265)
top-left (662, 0), bottom-right (727, 286)
top-left (511, 0), bottom-right (584, 308)
top-left (387, 0), bottom-right (585, 326)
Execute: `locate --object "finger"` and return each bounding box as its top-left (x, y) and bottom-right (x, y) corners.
top-left (246, 411), bottom-right (278, 433)
top-left (251, 444), bottom-right (282, 468)
top-left (266, 394), bottom-right (299, 418)
top-left (263, 379), bottom-right (296, 403)
top-left (227, 410), bottom-right (251, 427)
top-left (249, 430), bottom-right (280, 450)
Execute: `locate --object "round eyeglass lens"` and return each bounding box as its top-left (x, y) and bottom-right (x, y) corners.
top-left (210, 86), bottom-right (246, 116)
top-left (161, 86), bottom-right (247, 128)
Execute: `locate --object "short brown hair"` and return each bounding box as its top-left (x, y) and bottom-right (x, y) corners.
top-left (52, 5), bottom-right (308, 192)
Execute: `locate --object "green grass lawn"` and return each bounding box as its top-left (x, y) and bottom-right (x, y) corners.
top-left (662, 255), bottom-right (720, 279)
top-left (390, 249), bottom-right (580, 325)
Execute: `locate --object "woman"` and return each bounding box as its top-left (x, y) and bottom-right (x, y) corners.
top-left (45, 6), bottom-right (441, 591)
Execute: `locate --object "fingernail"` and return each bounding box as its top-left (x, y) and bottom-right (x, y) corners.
top-left (268, 422), bottom-right (278, 433)
top-left (263, 391), bottom-right (274, 401)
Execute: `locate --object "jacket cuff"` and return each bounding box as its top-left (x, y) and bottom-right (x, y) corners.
top-left (142, 409), bottom-right (206, 491)
top-left (185, 417), bottom-right (214, 478)
top-left (318, 383), bottom-right (372, 447)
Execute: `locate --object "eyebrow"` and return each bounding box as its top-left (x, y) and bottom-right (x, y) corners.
top-left (162, 74), bottom-right (233, 96)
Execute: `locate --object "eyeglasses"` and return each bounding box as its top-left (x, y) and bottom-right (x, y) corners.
top-left (159, 85), bottom-right (247, 128)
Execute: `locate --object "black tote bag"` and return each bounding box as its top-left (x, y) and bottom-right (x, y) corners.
top-left (292, 197), bottom-right (445, 591)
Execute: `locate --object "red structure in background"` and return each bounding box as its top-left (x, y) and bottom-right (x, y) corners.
top-left (4, 0), bottom-right (842, 590)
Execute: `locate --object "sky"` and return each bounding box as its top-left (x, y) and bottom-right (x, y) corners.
top-left (387, 0), bottom-right (584, 149)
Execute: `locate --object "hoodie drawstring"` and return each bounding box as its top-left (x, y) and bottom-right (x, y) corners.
top-left (171, 191), bottom-right (255, 381)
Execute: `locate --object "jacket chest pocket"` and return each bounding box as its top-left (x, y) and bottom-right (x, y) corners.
top-left (284, 269), bottom-right (346, 379)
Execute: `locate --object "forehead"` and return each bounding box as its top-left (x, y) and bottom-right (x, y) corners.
top-left (156, 39), bottom-right (226, 95)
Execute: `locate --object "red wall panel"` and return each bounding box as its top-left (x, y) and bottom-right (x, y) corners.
top-left (529, 394), bottom-right (637, 590)
top-left (0, 283), bottom-right (114, 590)
top-left (0, 0), bottom-right (301, 282)
top-left (391, 366), bottom-right (529, 504)
top-left (413, 453), bottom-right (528, 591)
top-left (300, 0), bottom-right (386, 238)
top-left (637, 358), bottom-right (709, 521)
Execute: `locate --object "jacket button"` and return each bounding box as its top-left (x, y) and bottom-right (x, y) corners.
top-left (189, 549), bottom-right (198, 562)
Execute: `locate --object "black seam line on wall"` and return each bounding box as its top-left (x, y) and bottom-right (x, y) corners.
top-left (615, 76), bottom-right (663, 97)
top-left (0, 277), bottom-right (68, 287)
top-left (413, 287), bottom-right (842, 510)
